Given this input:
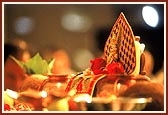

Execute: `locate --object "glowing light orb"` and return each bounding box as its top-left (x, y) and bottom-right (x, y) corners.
top-left (142, 6), bottom-right (159, 27)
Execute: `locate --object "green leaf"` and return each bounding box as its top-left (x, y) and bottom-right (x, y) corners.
top-left (48, 58), bottom-right (55, 73)
top-left (25, 53), bottom-right (49, 74)
top-left (9, 53), bottom-right (54, 74)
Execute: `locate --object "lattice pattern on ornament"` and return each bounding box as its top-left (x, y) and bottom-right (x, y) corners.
top-left (104, 12), bottom-right (136, 74)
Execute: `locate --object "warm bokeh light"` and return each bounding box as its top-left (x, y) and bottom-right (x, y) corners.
top-left (56, 82), bottom-right (62, 88)
top-left (41, 90), bottom-right (48, 98)
top-left (73, 94), bottom-right (92, 103)
top-left (6, 89), bottom-right (18, 99)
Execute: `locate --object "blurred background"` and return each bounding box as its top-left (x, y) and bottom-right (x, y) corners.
top-left (3, 3), bottom-right (165, 75)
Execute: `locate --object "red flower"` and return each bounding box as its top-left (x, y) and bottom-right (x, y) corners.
top-left (90, 58), bottom-right (106, 70)
top-left (90, 58), bottom-right (107, 75)
top-left (4, 104), bottom-right (11, 111)
top-left (90, 58), bottom-right (125, 75)
top-left (107, 62), bottom-right (125, 74)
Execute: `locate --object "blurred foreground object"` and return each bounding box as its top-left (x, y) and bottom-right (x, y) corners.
top-left (4, 38), bottom-right (31, 91)
top-left (120, 81), bottom-right (164, 111)
top-left (4, 57), bottom-right (26, 91)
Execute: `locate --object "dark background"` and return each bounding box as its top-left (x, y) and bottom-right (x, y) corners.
top-left (4, 3), bottom-right (165, 73)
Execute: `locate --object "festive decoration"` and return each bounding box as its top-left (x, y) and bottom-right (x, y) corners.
top-left (4, 12), bottom-right (160, 111)
top-left (65, 12), bottom-right (145, 98)
top-left (90, 58), bottom-right (107, 75)
top-left (4, 103), bottom-right (32, 111)
top-left (90, 57), bottom-right (125, 75)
